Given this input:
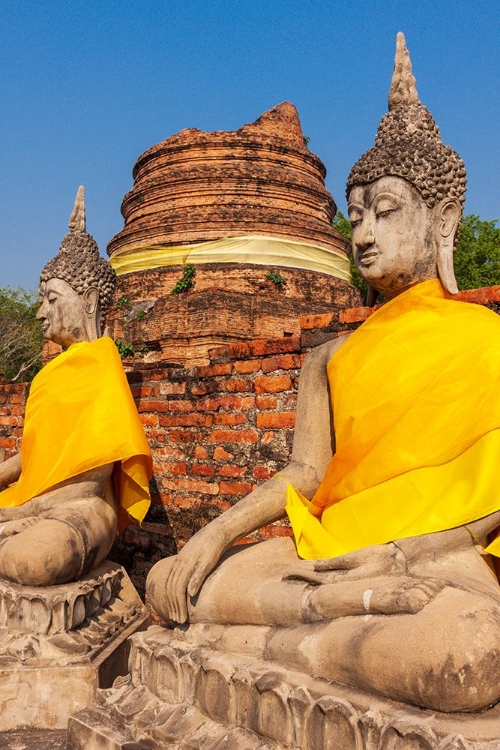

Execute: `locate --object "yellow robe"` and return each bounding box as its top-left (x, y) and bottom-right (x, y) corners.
top-left (286, 279), bottom-right (500, 559)
top-left (0, 336), bottom-right (152, 532)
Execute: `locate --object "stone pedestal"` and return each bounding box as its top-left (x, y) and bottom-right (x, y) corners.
top-left (68, 625), bottom-right (500, 749)
top-left (0, 561), bottom-right (149, 730)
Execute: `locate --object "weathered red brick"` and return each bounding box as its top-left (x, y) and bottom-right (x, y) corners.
top-left (257, 412), bottom-right (296, 429)
top-left (253, 465), bottom-right (273, 480)
top-left (339, 306), bottom-right (374, 324)
top-left (219, 481), bottom-right (253, 496)
top-left (207, 429), bottom-right (258, 444)
top-left (219, 378), bottom-right (249, 393)
top-left (8, 394), bottom-right (25, 405)
top-left (138, 400), bottom-right (170, 413)
top-left (144, 429), bottom-right (166, 443)
top-left (168, 400), bottom-right (195, 412)
top-left (256, 395), bottom-right (277, 410)
top-left (261, 354), bottom-right (300, 373)
top-left (254, 375), bottom-right (292, 394)
top-left (0, 438), bottom-right (16, 449)
top-left (174, 495), bottom-right (201, 509)
top-left (198, 363), bottom-right (232, 378)
top-left (234, 360), bottom-right (261, 374)
top-left (191, 464), bottom-right (216, 477)
top-left (0, 416), bottom-right (20, 427)
top-left (140, 413), bottom-right (159, 427)
top-left (213, 446), bottom-right (233, 460)
top-left (162, 477), bottom-right (219, 495)
top-left (259, 524), bottom-right (293, 538)
top-left (197, 395), bottom-right (254, 412)
top-left (157, 461), bottom-right (187, 476)
top-left (190, 382), bottom-right (211, 396)
top-left (168, 430), bottom-right (196, 443)
top-left (159, 380), bottom-right (186, 395)
top-left (155, 445), bottom-right (186, 459)
top-left (300, 312), bottom-right (335, 330)
top-left (194, 446), bottom-right (209, 459)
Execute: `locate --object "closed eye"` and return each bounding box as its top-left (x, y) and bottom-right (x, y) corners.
top-left (376, 207), bottom-right (399, 219)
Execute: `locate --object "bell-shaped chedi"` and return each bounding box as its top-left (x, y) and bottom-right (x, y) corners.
top-left (107, 103), bottom-right (360, 365)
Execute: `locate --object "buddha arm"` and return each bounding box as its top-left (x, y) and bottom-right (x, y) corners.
top-left (0, 453), bottom-right (21, 489)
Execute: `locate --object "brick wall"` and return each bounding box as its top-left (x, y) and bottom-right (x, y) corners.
top-left (0, 382), bottom-right (29, 461)
top-left (2, 284), bottom-right (500, 597)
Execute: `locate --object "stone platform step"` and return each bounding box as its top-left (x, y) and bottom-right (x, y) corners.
top-left (67, 626), bottom-right (500, 749)
top-left (0, 729), bottom-right (67, 749)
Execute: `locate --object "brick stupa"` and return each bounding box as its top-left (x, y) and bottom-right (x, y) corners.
top-left (107, 103), bottom-right (360, 364)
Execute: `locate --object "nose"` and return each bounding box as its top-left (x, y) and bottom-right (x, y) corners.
top-left (36, 299), bottom-right (47, 321)
top-left (354, 215), bottom-right (375, 253)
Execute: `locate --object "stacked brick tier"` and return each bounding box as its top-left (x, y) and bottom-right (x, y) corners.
top-left (3, 285), bottom-right (500, 596)
top-left (108, 102), bottom-right (346, 256)
top-left (107, 264), bottom-right (362, 366)
top-left (106, 101), bottom-right (358, 365)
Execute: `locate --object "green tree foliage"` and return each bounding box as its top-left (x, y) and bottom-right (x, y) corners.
top-left (334, 211), bottom-right (500, 296)
top-left (333, 211), bottom-right (368, 298)
top-left (0, 287), bottom-right (43, 381)
top-left (454, 215), bottom-right (500, 290)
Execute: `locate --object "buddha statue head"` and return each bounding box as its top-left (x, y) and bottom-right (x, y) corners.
top-left (346, 32), bottom-right (467, 299)
top-left (37, 187), bottom-right (116, 349)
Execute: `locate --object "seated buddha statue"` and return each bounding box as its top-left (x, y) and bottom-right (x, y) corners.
top-left (147, 34), bottom-right (500, 714)
top-left (0, 187), bottom-right (152, 587)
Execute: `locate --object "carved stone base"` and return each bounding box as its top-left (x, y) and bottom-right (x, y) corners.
top-left (67, 625), bottom-right (500, 749)
top-left (0, 561), bottom-right (149, 730)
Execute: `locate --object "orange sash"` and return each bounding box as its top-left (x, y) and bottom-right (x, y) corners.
top-left (0, 337), bottom-right (152, 532)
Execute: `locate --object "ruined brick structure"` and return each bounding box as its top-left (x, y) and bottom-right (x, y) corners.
top-left (106, 102), bottom-right (360, 365)
top-left (3, 286), bottom-right (500, 596)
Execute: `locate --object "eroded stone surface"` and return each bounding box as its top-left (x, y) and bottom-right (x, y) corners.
top-left (68, 627), bottom-right (500, 749)
top-left (0, 561), bottom-right (142, 666)
top-left (0, 562), bottom-right (149, 730)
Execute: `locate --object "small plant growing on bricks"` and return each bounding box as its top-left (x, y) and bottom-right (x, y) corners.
top-left (172, 264), bottom-right (196, 294)
top-left (265, 269), bottom-right (285, 289)
top-left (114, 339), bottom-right (135, 359)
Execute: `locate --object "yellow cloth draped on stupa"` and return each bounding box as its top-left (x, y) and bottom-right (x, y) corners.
top-left (286, 279), bottom-right (500, 559)
top-left (0, 336), bottom-right (152, 532)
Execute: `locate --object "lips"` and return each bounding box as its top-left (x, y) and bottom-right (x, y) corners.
top-left (359, 252), bottom-right (380, 265)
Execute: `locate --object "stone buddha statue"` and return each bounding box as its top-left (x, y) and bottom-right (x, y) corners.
top-left (0, 187), bottom-right (152, 587)
top-left (147, 34), bottom-right (500, 715)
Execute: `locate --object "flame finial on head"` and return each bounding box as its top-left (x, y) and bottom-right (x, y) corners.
top-left (68, 185), bottom-right (86, 233)
top-left (388, 32), bottom-right (419, 110)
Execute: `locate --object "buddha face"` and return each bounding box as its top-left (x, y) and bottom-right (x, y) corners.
top-left (37, 278), bottom-right (98, 349)
top-left (348, 176), bottom-right (437, 298)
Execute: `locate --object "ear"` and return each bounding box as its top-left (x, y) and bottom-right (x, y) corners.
top-left (435, 199), bottom-right (461, 295)
top-left (83, 287), bottom-right (99, 316)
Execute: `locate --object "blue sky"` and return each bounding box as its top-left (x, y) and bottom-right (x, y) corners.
top-left (1, 0), bottom-right (499, 290)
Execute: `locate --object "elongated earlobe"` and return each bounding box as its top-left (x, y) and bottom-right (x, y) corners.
top-left (436, 200), bottom-right (461, 294)
top-left (84, 287), bottom-right (99, 316)
top-left (83, 287), bottom-right (101, 340)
